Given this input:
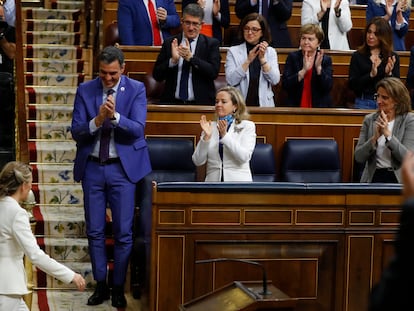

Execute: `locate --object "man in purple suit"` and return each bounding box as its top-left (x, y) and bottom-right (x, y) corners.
top-left (71, 46), bottom-right (151, 308)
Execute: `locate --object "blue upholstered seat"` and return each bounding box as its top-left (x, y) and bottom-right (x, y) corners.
top-left (250, 143), bottom-right (277, 182)
top-left (281, 139), bottom-right (341, 183)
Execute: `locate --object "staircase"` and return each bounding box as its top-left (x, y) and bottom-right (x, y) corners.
top-left (20, 1), bottom-right (118, 310)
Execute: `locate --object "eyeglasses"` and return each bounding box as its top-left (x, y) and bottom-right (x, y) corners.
top-left (182, 20), bottom-right (202, 27)
top-left (243, 26), bottom-right (262, 34)
top-left (373, 93), bottom-right (390, 101)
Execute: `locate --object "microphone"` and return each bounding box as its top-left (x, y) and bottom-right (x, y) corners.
top-left (195, 258), bottom-right (272, 296)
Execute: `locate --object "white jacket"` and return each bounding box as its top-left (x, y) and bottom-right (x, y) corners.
top-left (0, 196), bottom-right (74, 295)
top-left (192, 120), bottom-right (256, 181)
top-left (225, 43), bottom-right (280, 107)
top-left (301, 0), bottom-right (352, 51)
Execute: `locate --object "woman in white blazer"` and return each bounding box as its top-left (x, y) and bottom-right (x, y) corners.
top-left (192, 86), bottom-right (256, 181)
top-left (301, 0), bottom-right (352, 50)
top-left (0, 161), bottom-right (85, 311)
top-left (225, 13), bottom-right (280, 107)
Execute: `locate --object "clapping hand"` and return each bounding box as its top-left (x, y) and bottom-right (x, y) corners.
top-left (385, 0), bottom-right (393, 17)
top-left (385, 55), bottom-right (396, 76)
top-left (178, 38), bottom-right (193, 62)
top-left (334, 0), bottom-right (342, 11)
top-left (200, 115), bottom-right (213, 140)
top-left (320, 0), bottom-right (329, 13)
top-left (257, 40), bottom-right (268, 61)
top-left (375, 110), bottom-right (390, 137)
top-left (303, 50), bottom-right (314, 73)
top-left (314, 49), bottom-right (324, 74)
top-left (217, 119), bottom-right (228, 138)
top-left (171, 38), bottom-right (180, 64)
top-left (370, 54), bottom-right (381, 77)
top-left (247, 44), bottom-right (260, 63)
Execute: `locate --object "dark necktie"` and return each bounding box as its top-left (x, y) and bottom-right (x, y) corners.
top-left (262, 0), bottom-right (269, 18)
top-left (99, 89), bottom-right (115, 162)
top-left (179, 39), bottom-right (193, 101)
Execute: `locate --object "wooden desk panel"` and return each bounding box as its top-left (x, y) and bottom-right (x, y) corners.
top-left (150, 184), bottom-right (402, 311)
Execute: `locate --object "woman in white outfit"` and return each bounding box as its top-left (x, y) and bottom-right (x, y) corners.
top-left (0, 161), bottom-right (85, 311)
top-left (301, 0), bottom-right (352, 50)
top-left (225, 13), bottom-right (280, 107)
top-left (192, 86), bottom-right (256, 181)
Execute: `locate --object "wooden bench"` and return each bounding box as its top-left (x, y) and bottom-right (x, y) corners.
top-left (119, 45), bottom-right (411, 108)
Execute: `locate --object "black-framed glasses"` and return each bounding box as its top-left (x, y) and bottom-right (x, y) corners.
top-left (182, 20), bottom-right (202, 27)
top-left (243, 26), bottom-right (262, 34)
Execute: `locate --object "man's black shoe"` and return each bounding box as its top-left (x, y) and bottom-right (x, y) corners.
top-left (87, 281), bottom-right (110, 305)
top-left (112, 285), bottom-right (127, 308)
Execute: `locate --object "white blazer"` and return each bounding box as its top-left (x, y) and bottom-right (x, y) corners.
top-left (0, 196), bottom-right (74, 295)
top-left (301, 0), bottom-right (352, 51)
top-left (192, 120), bottom-right (256, 181)
top-left (225, 43), bottom-right (280, 107)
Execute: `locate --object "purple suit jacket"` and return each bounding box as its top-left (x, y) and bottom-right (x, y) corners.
top-left (71, 75), bottom-right (151, 183)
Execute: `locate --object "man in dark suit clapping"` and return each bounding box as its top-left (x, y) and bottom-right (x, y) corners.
top-left (153, 3), bottom-right (221, 105)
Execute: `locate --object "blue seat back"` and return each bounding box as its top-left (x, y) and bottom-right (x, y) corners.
top-left (250, 143), bottom-right (276, 182)
top-left (281, 139), bottom-right (341, 183)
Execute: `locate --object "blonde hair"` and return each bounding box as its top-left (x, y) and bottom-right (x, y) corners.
top-left (0, 161), bottom-right (32, 198)
top-left (216, 86), bottom-right (250, 124)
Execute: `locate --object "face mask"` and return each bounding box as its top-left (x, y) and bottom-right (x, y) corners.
top-left (218, 114), bottom-right (234, 124)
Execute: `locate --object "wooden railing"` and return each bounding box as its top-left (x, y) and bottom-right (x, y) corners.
top-left (15, 0), bottom-right (29, 163)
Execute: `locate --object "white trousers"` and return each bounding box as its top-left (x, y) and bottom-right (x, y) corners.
top-left (0, 295), bottom-right (29, 311)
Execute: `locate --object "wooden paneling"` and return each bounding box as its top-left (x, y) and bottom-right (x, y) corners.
top-left (150, 184), bottom-right (402, 311)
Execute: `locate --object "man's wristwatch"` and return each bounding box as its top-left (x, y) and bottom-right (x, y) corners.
top-left (385, 135), bottom-right (392, 142)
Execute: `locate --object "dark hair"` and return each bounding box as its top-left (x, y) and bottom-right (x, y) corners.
top-left (376, 77), bottom-right (411, 115)
top-left (237, 13), bottom-right (272, 44)
top-left (182, 3), bottom-right (205, 21)
top-left (358, 17), bottom-right (394, 59)
top-left (0, 161), bottom-right (32, 198)
top-left (215, 86), bottom-right (250, 124)
top-left (99, 46), bottom-right (125, 66)
top-left (300, 23), bottom-right (325, 44)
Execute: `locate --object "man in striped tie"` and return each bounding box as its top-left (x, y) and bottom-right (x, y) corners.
top-left (71, 46), bottom-right (152, 308)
